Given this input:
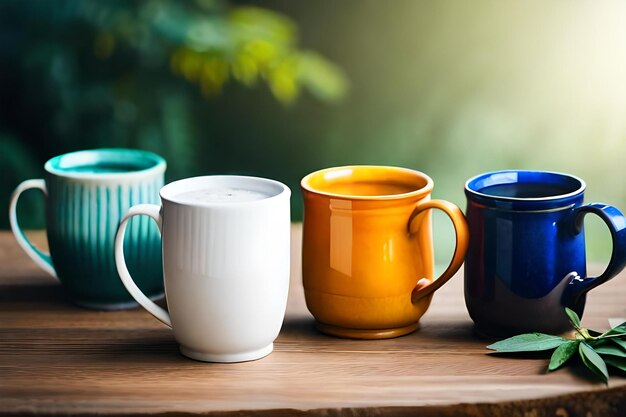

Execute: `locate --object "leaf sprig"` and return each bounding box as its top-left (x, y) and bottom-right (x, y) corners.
top-left (487, 308), bottom-right (626, 383)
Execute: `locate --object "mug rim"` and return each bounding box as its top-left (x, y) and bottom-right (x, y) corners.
top-left (465, 170), bottom-right (586, 203)
top-left (160, 175), bottom-right (291, 208)
top-left (301, 165), bottom-right (434, 201)
top-left (44, 148), bottom-right (166, 180)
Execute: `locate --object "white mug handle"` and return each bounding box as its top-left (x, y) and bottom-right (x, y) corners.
top-left (9, 179), bottom-right (57, 278)
top-left (115, 203), bottom-right (171, 327)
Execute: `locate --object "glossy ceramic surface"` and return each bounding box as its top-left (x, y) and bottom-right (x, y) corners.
top-left (301, 166), bottom-right (469, 339)
top-left (10, 149), bottom-right (165, 309)
top-left (465, 170), bottom-right (626, 336)
top-left (115, 175), bottom-right (291, 362)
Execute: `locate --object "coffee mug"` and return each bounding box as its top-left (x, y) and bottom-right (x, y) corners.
top-left (10, 148), bottom-right (165, 309)
top-left (115, 175), bottom-right (291, 362)
top-left (464, 170), bottom-right (626, 336)
top-left (301, 166), bottom-right (469, 339)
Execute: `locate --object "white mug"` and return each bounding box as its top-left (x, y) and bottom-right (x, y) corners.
top-left (114, 175), bottom-right (291, 362)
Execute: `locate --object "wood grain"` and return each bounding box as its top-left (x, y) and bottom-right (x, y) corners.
top-left (1, 226), bottom-right (625, 416)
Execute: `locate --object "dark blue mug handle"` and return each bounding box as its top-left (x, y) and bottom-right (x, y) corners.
top-left (563, 203), bottom-right (626, 308)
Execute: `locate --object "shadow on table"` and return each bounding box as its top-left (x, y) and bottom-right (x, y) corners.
top-left (0, 280), bottom-right (66, 305)
top-left (279, 315), bottom-right (318, 338)
top-left (278, 315), bottom-right (489, 347)
top-left (94, 333), bottom-right (181, 362)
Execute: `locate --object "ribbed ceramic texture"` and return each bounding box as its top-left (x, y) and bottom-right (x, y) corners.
top-left (46, 173), bottom-right (163, 306)
top-left (159, 198), bottom-right (291, 359)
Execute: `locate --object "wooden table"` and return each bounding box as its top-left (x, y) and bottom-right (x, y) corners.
top-left (1, 226), bottom-right (626, 417)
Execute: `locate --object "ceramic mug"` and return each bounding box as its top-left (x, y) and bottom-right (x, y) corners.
top-left (10, 149), bottom-right (165, 309)
top-left (464, 170), bottom-right (626, 336)
top-left (115, 175), bottom-right (291, 362)
top-left (301, 166), bottom-right (469, 339)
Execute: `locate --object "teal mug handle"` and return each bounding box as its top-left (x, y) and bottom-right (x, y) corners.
top-left (9, 179), bottom-right (57, 278)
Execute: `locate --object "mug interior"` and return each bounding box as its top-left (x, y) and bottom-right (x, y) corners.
top-left (45, 149), bottom-right (165, 178)
top-left (301, 166), bottom-right (432, 200)
top-left (161, 175), bottom-right (289, 207)
top-left (466, 171), bottom-right (585, 201)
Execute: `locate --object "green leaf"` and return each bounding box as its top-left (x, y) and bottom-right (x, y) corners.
top-left (611, 338), bottom-right (626, 351)
top-left (594, 344), bottom-right (626, 358)
top-left (604, 356), bottom-right (626, 373)
top-left (600, 322), bottom-right (626, 338)
top-left (579, 342), bottom-right (609, 383)
top-left (565, 307), bottom-right (581, 328)
top-left (297, 51), bottom-right (348, 102)
top-left (601, 333), bottom-right (626, 340)
top-left (487, 333), bottom-right (568, 353)
top-left (548, 340), bottom-right (580, 371)
top-left (230, 6), bottom-right (296, 46)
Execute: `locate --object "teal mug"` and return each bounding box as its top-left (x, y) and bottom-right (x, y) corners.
top-left (9, 149), bottom-right (166, 309)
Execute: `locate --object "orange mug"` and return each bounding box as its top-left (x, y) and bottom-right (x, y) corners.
top-left (301, 166), bottom-right (469, 339)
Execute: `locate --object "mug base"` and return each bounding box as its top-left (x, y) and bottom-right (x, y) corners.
top-left (72, 292), bottom-right (165, 311)
top-left (179, 343), bottom-right (273, 363)
top-left (315, 321), bottom-right (420, 339)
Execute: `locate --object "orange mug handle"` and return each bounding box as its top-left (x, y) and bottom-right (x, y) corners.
top-left (408, 199), bottom-right (469, 303)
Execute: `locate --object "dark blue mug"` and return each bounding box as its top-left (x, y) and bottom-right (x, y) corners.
top-left (464, 170), bottom-right (626, 336)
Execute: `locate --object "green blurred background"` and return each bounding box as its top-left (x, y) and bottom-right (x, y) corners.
top-left (2, 0), bottom-right (624, 264)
